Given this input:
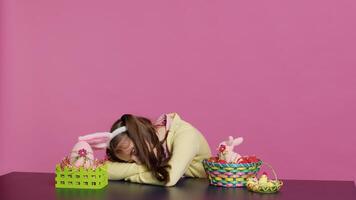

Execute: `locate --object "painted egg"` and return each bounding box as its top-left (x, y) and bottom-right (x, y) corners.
top-left (69, 141), bottom-right (94, 168)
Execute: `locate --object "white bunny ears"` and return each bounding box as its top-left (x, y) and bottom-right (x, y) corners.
top-left (226, 136), bottom-right (243, 146)
top-left (78, 126), bottom-right (127, 150)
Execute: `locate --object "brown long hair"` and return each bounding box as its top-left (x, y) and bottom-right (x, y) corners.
top-left (106, 114), bottom-right (172, 183)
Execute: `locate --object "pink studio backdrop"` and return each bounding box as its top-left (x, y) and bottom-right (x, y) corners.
top-left (1, 1), bottom-right (355, 181)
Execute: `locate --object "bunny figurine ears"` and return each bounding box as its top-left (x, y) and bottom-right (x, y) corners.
top-left (224, 136), bottom-right (243, 147)
top-left (217, 136), bottom-right (244, 163)
top-left (78, 126), bottom-right (127, 150)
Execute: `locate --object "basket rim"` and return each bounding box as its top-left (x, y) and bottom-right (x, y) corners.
top-left (247, 180), bottom-right (283, 193)
top-left (203, 158), bottom-right (263, 167)
top-left (247, 180), bottom-right (284, 187)
top-left (55, 163), bottom-right (108, 173)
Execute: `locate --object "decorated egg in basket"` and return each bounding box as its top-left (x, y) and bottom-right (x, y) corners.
top-left (69, 141), bottom-right (94, 168)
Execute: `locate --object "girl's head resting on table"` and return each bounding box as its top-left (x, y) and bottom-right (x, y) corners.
top-left (106, 114), bottom-right (171, 183)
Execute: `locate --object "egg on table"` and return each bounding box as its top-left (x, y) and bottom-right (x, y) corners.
top-left (70, 141), bottom-right (94, 168)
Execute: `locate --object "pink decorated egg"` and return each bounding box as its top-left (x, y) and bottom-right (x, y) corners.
top-left (69, 141), bottom-right (94, 168)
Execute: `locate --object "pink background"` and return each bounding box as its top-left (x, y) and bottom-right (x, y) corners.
top-left (1, 0), bottom-right (355, 181)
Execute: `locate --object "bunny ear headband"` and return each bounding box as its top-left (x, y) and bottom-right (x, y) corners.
top-left (78, 126), bottom-right (127, 150)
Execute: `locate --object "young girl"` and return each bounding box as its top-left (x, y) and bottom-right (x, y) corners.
top-left (79, 112), bottom-right (211, 186)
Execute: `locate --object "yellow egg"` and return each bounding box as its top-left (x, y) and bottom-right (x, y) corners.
top-left (258, 174), bottom-right (268, 184)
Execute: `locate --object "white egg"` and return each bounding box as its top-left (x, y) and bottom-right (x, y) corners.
top-left (70, 141), bottom-right (94, 168)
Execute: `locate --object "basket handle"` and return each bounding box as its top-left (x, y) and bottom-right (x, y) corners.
top-left (259, 161), bottom-right (279, 181)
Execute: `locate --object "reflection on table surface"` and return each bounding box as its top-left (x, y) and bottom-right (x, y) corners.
top-left (54, 177), bottom-right (287, 200)
top-left (1, 172), bottom-right (355, 200)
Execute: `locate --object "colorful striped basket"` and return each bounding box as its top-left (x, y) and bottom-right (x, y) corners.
top-left (202, 159), bottom-right (262, 187)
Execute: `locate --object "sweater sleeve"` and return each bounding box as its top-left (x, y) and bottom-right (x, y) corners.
top-left (106, 161), bottom-right (149, 180)
top-left (122, 127), bottom-right (200, 186)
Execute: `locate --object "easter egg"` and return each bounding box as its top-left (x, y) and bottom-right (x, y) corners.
top-left (258, 174), bottom-right (269, 185)
top-left (70, 141), bottom-right (94, 168)
top-left (237, 157), bottom-right (248, 163)
top-left (208, 157), bottom-right (219, 162)
top-left (248, 155), bottom-right (259, 163)
top-left (237, 155), bottom-right (259, 164)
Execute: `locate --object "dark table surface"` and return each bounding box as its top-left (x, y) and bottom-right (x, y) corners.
top-left (0, 172), bottom-right (355, 200)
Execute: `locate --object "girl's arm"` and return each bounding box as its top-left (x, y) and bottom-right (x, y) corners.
top-left (122, 127), bottom-right (200, 186)
top-left (106, 161), bottom-right (149, 180)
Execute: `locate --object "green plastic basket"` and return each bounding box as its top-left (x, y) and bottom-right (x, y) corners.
top-left (55, 164), bottom-right (108, 189)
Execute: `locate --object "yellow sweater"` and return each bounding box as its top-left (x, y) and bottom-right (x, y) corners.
top-left (106, 112), bottom-right (212, 186)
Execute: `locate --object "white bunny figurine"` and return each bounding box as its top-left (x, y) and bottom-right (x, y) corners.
top-left (217, 136), bottom-right (244, 163)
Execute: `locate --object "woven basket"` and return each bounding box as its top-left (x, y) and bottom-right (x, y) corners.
top-left (202, 159), bottom-right (262, 187)
top-left (246, 162), bottom-right (283, 193)
top-left (55, 164), bottom-right (108, 189)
